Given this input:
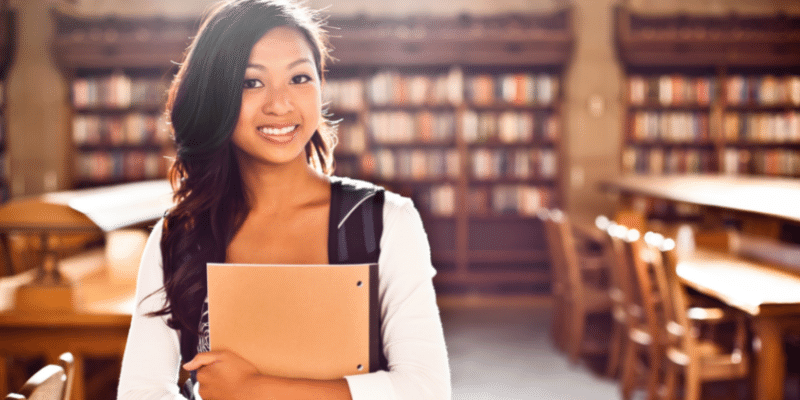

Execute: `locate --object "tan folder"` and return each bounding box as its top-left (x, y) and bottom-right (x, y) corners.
top-left (206, 263), bottom-right (379, 380)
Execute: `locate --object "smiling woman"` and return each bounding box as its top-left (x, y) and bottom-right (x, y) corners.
top-left (115, 1), bottom-right (451, 400)
top-left (232, 26), bottom-right (322, 167)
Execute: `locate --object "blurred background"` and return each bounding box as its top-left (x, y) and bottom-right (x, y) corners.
top-left (2, 0), bottom-right (800, 399)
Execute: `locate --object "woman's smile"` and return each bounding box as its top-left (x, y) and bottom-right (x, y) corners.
top-left (257, 124), bottom-right (299, 144)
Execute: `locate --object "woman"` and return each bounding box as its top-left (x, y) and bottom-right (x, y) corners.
top-left (117, 1), bottom-right (451, 399)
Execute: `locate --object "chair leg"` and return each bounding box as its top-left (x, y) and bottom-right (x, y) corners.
top-left (569, 303), bottom-right (586, 364)
top-left (684, 363), bottom-right (701, 400)
top-left (662, 361), bottom-right (678, 400)
top-left (646, 346), bottom-right (662, 400)
top-left (606, 319), bottom-right (623, 377)
top-left (551, 297), bottom-right (567, 352)
top-left (620, 339), bottom-right (638, 400)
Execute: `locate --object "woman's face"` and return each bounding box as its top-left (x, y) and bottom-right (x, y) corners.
top-left (231, 26), bottom-right (322, 169)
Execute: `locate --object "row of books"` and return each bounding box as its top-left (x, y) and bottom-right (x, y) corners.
top-left (463, 110), bottom-right (558, 144)
top-left (369, 111), bottom-right (456, 144)
top-left (629, 111), bottom-right (709, 142)
top-left (468, 185), bottom-right (553, 217)
top-left (72, 74), bottom-right (168, 108)
top-left (628, 75), bottom-right (716, 106)
top-left (726, 75), bottom-right (800, 106)
top-left (323, 79), bottom-right (364, 111)
top-left (367, 69), bottom-right (463, 107)
top-left (722, 148), bottom-right (800, 177)
top-left (412, 184), bottom-right (554, 217)
top-left (333, 121), bottom-right (367, 154)
top-left (74, 151), bottom-right (167, 182)
top-left (361, 149), bottom-right (460, 181)
top-left (413, 184), bottom-right (456, 216)
top-left (471, 148), bottom-right (557, 180)
top-left (345, 69), bottom-right (560, 107)
top-left (72, 114), bottom-right (170, 146)
top-left (723, 112), bottom-right (800, 143)
top-left (622, 147), bottom-right (716, 174)
top-left (466, 73), bottom-right (559, 106)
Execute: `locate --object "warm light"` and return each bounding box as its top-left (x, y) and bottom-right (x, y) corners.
top-left (105, 229), bottom-right (148, 283)
top-left (595, 215), bottom-right (610, 230)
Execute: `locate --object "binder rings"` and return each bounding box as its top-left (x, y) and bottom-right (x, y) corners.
top-left (206, 263), bottom-right (379, 380)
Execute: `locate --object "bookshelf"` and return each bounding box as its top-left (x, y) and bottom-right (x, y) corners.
top-left (51, 10), bottom-right (197, 188)
top-left (0, 2), bottom-right (12, 202)
top-left (326, 10), bottom-right (573, 296)
top-left (616, 6), bottom-right (800, 177)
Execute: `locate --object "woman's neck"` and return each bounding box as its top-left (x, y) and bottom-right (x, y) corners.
top-left (236, 153), bottom-right (328, 215)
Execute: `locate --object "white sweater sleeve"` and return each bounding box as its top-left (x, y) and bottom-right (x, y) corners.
top-left (117, 219), bottom-right (188, 400)
top-left (344, 192), bottom-right (452, 400)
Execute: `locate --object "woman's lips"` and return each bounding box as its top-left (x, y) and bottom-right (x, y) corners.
top-left (257, 125), bottom-right (298, 144)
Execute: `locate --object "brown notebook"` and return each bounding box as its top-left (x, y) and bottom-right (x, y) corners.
top-left (206, 263), bottom-right (379, 380)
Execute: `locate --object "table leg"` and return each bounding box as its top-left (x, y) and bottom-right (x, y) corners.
top-left (0, 355), bottom-right (7, 397)
top-left (72, 355), bottom-right (85, 400)
top-left (752, 317), bottom-right (784, 400)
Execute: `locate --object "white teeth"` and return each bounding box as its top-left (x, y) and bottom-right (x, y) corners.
top-left (259, 125), bottom-right (297, 135)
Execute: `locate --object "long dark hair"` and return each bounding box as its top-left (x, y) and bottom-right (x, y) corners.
top-left (148, 0), bottom-right (335, 362)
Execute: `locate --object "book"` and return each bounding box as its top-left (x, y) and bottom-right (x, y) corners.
top-left (206, 263), bottom-right (380, 380)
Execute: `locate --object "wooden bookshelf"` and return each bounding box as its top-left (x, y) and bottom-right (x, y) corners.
top-left (326, 10), bottom-right (573, 296)
top-left (0, 1), bottom-right (12, 202)
top-left (616, 6), bottom-right (800, 178)
top-left (51, 10), bottom-right (198, 188)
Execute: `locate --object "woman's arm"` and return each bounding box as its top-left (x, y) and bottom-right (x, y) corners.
top-left (344, 193), bottom-right (452, 400)
top-left (183, 350), bottom-right (352, 400)
top-left (118, 220), bottom-right (188, 400)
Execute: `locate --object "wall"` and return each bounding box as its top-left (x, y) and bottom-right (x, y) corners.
top-left (5, 0), bottom-right (799, 221)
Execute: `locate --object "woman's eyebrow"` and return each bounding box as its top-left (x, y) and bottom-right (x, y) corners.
top-left (246, 58), bottom-right (313, 71)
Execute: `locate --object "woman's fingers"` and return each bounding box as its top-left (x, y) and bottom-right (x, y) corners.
top-left (183, 351), bottom-right (222, 371)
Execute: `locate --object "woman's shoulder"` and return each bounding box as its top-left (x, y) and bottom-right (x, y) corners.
top-left (329, 175), bottom-right (415, 218)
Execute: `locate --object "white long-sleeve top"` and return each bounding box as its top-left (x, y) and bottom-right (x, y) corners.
top-left (117, 190), bottom-right (451, 400)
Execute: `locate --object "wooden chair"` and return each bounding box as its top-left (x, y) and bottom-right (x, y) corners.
top-left (541, 209), bottom-right (612, 364)
top-left (596, 216), bottom-right (633, 379)
top-left (647, 234), bottom-right (749, 400)
top-left (612, 226), bottom-right (665, 400)
top-left (5, 352), bottom-right (74, 400)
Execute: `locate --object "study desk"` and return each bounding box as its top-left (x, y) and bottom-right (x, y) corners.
top-left (677, 248), bottom-right (800, 400)
top-left (600, 174), bottom-right (800, 237)
top-left (0, 249), bottom-right (134, 400)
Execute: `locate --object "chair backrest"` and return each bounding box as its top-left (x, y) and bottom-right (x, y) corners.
top-left (545, 210), bottom-right (586, 307)
top-left (58, 353), bottom-right (74, 400)
top-left (602, 221), bottom-right (634, 322)
top-left (539, 209), bottom-right (567, 299)
top-left (648, 235), bottom-right (695, 349)
top-left (5, 365), bottom-right (65, 400)
top-left (5, 352), bottom-right (73, 400)
top-left (623, 230), bottom-right (663, 342)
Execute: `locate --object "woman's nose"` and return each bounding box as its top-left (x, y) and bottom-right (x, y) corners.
top-left (262, 84), bottom-right (293, 115)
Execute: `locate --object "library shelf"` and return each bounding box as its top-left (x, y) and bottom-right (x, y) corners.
top-left (52, 9), bottom-right (196, 188)
top-left (616, 6), bottom-right (800, 179)
top-left (326, 9), bottom-right (573, 297)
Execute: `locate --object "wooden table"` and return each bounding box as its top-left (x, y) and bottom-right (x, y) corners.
top-left (600, 174), bottom-right (800, 224)
top-left (677, 248), bottom-right (800, 400)
top-left (0, 249), bottom-right (134, 400)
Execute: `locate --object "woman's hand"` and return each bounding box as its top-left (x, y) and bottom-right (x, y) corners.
top-left (183, 350), bottom-right (265, 400)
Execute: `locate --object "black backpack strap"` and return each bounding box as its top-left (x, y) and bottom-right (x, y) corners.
top-left (328, 177), bottom-right (388, 371)
top-left (328, 177), bottom-right (384, 264)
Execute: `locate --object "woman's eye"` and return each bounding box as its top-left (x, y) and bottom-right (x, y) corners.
top-left (243, 79), bottom-right (263, 89)
top-left (291, 74), bottom-right (313, 84)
